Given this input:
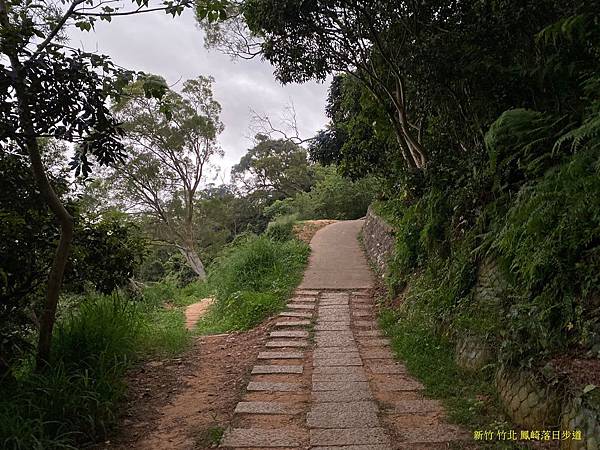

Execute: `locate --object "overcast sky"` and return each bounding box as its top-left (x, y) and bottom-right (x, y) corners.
top-left (68, 10), bottom-right (330, 180)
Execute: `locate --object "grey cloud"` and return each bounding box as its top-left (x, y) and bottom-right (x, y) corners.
top-left (69, 11), bottom-right (329, 176)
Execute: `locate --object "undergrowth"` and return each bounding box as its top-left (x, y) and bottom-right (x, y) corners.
top-left (197, 234), bottom-right (310, 333)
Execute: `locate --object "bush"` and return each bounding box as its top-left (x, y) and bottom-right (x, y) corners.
top-left (265, 165), bottom-right (380, 220)
top-left (265, 214), bottom-right (296, 241)
top-left (198, 234), bottom-right (309, 332)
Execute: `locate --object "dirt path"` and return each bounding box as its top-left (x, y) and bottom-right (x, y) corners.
top-left (108, 220), bottom-right (470, 449)
top-left (102, 322), bottom-right (272, 450)
top-left (220, 220), bottom-right (470, 449)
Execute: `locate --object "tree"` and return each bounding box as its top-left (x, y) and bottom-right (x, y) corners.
top-left (240, 0), bottom-right (429, 169)
top-left (107, 76), bottom-right (223, 279)
top-left (0, 0), bottom-right (226, 369)
top-left (232, 135), bottom-right (315, 201)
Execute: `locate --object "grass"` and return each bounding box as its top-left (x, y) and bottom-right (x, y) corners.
top-left (0, 233), bottom-right (308, 449)
top-left (379, 306), bottom-right (524, 449)
top-left (197, 234), bottom-right (310, 333)
top-left (0, 286), bottom-right (203, 449)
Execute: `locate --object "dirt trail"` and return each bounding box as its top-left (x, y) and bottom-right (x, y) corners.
top-left (102, 322), bottom-right (271, 449)
top-left (107, 220), bottom-right (470, 449)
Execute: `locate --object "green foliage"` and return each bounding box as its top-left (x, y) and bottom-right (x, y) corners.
top-left (379, 307), bottom-right (499, 426)
top-left (487, 147), bottom-right (600, 365)
top-left (52, 294), bottom-right (145, 368)
top-left (67, 213), bottom-right (148, 294)
top-left (265, 165), bottom-right (380, 220)
top-left (198, 234), bottom-right (309, 333)
top-left (265, 215), bottom-right (296, 241)
top-left (0, 287), bottom-right (199, 449)
top-left (232, 135), bottom-right (315, 200)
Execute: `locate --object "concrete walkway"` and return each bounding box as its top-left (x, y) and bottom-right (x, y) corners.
top-left (299, 220), bottom-right (373, 290)
top-left (221, 220), bottom-right (467, 449)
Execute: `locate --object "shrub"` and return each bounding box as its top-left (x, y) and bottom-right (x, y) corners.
top-left (265, 214), bottom-right (296, 241)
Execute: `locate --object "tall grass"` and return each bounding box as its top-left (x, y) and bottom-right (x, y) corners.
top-left (198, 234), bottom-right (310, 333)
top-left (0, 289), bottom-right (198, 449)
top-left (0, 234), bottom-right (308, 448)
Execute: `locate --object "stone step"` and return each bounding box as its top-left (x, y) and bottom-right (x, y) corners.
top-left (221, 427), bottom-right (306, 447)
top-left (321, 293), bottom-right (349, 300)
top-left (313, 356), bottom-right (363, 367)
top-left (315, 323), bottom-right (351, 331)
top-left (312, 381), bottom-right (370, 392)
top-left (288, 303), bottom-right (316, 310)
top-left (234, 401), bottom-right (300, 415)
top-left (266, 339), bottom-right (308, 348)
top-left (289, 296), bottom-right (317, 302)
top-left (313, 347), bottom-right (359, 355)
top-left (270, 330), bottom-right (309, 338)
top-left (312, 372), bottom-right (368, 382)
top-left (279, 311), bottom-right (312, 318)
top-left (275, 320), bottom-right (310, 327)
top-left (247, 381), bottom-right (303, 392)
top-left (313, 366), bottom-right (367, 375)
top-left (310, 427), bottom-right (390, 446)
top-left (312, 389), bottom-right (373, 403)
top-left (258, 351), bottom-right (304, 360)
top-left (251, 365), bottom-right (304, 374)
top-left (307, 401), bottom-right (379, 428)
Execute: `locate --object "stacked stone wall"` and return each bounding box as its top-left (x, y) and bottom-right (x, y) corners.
top-left (362, 206), bottom-right (395, 275)
top-left (364, 205), bottom-right (600, 447)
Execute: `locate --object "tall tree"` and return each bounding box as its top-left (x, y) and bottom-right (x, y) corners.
top-left (109, 76), bottom-right (223, 279)
top-left (232, 135), bottom-right (315, 201)
top-left (0, 0), bottom-right (225, 369)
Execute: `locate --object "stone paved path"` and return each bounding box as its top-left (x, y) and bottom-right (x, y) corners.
top-left (221, 221), bottom-right (469, 449)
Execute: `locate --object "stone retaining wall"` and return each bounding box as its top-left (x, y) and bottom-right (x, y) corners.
top-left (364, 204), bottom-right (600, 447)
top-left (362, 206), bottom-right (395, 275)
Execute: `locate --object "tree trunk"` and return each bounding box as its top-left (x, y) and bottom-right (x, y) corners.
top-left (4, 43), bottom-right (75, 371)
top-left (179, 244), bottom-right (207, 280)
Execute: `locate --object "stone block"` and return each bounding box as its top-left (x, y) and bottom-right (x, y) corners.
top-left (266, 339), bottom-right (308, 348)
top-left (312, 372), bottom-right (368, 382)
top-left (288, 303), bottom-right (315, 310)
top-left (258, 351), bottom-right (303, 359)
top-left (312, 381), bottom-right (370, 391)
top-left (270, 330), bottom-right (309, 338)
top-left (221, 427), bottom-right (306, 447)
top-left (279, 311), bottom-right (313, 318)
top-left (247, 381), bottom-right (302, 392)
top-left (307, 401), bottom-right (379, 428)
top-left (275, 320), bottom-right (310, 327)
top-left (310, 427), bottom-right (390, 446)
top-left (234, 401), bottom-right (299, 415)
top-left (312, 389), bottom-right (374, 403)
top-left (251, 365), bottom-right (303, 374)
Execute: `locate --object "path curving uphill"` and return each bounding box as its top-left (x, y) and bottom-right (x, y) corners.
top-left (221, 220), bottom-right (469, 449)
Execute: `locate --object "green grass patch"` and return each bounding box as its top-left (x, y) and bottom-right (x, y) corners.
top-left (0, 289), bottom-right (198, 450)
top-left (379, 306), bottom-right (520, 449)
top-left (197, 234), bottom-right (310, 333)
